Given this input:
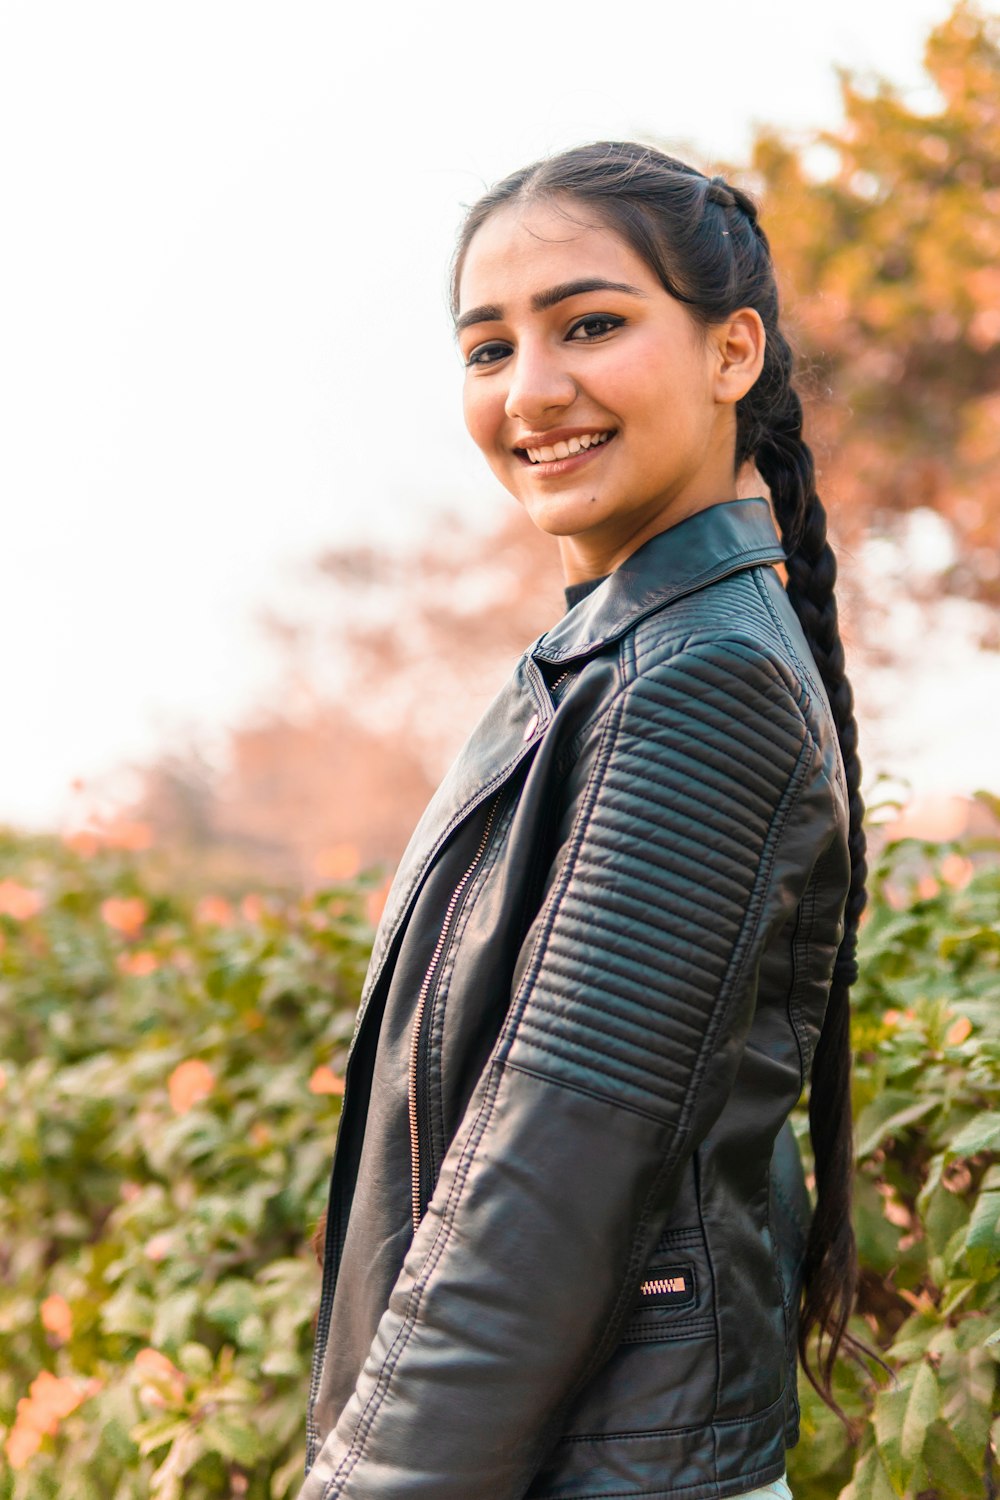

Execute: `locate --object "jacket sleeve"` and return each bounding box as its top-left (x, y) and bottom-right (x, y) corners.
top-left (298, 636), bottom-right (834, 1500)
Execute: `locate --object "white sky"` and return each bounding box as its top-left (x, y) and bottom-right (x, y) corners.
top-left (3, 0), bottom-right (992, 828)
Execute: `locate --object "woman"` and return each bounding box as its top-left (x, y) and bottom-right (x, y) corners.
top-left (299, 141), bottom-right (866, 1500)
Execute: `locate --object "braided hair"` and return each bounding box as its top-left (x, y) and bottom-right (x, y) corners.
top-left (451, 141), bottom-right (868, 1412)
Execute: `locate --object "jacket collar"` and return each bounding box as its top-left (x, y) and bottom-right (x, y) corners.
top-left (531, 496), bottom-right (786, 664)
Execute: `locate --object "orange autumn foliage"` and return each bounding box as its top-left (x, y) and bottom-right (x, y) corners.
top-left (100, 897), bottom-right (148, 939)
top-left (4, 1371), bottom-right (101, 1470)
top-left (195, 894), bottom-right (235, 927)
top-left (0, 880), bottom-right (44, 921)
top-left (117, 949), bottom-right (159, 976)
top-left (167, 1058), bottom-right (216, 1114)
top-left (308, 1065), bottom-right (345, 1096)
top-left (314, 844), bottom-right (361, 882)
top-left (39, 1295), bottom-right (73, 1344)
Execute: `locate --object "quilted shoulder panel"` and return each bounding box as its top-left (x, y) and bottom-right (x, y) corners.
top-left (504, 621), bottom-right (817, 1128)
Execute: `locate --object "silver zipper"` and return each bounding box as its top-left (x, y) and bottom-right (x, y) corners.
top-left (407, 795), bottom-right (502, 1233)
top-left (550, 669), bottom-right (571, 695)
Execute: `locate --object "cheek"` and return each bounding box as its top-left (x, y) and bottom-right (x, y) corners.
top-left (462, 380), bottom-right (506, 457)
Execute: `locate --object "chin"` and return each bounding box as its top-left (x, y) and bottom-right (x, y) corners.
top-left (519, 490), bottom-right (610, 539)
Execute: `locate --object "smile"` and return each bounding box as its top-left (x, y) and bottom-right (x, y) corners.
top-left (524, 431), bottom-right (612, 463)
top-left (515, 430), bottom-right (617, 470)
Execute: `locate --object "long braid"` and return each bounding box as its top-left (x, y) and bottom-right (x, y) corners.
top-left (752, 335), bottom-right (869, 1401)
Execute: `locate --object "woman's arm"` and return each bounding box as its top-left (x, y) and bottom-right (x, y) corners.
top-left (299, 634), bottom-right (837, 1500)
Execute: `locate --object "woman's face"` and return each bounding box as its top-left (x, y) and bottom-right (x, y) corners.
top-left (456, 196), bottom-right (763, 580)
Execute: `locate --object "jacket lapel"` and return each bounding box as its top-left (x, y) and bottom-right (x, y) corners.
top-left (351, 497), bottom-right (785, 1041)
top-left (352, 652), bottom-right (551, 1034)
top-left (533, 496), bottom-right (786, 664)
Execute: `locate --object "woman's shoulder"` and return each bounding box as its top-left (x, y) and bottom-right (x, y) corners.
top-left (629, 563), bottom-right (807, 699)
top-left (622, 562), bottom-right (848, 807)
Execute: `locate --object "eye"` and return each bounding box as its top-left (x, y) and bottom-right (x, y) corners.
top-left (568, 313), bottom-right (625, 341)
top-left (465, 340), bottom-right (512, 368)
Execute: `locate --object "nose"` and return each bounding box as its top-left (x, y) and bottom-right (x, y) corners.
top-left (503, 341), bottom-right (577, 424)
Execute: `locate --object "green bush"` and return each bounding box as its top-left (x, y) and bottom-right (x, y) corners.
top-left (0, 828), bottom-right (375, 1498)
top-left (0, 809), bottom-right (997, 1497)
top-left (789, 799), bottom-right (1000, 1498)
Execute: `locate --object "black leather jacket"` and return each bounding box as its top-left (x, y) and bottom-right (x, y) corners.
top-left (300, 497), bottom-right (850, 1500)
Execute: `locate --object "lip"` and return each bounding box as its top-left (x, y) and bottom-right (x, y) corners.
top-left (512, 424), bottom-right (615, 450)
top-left (513, 427), bottom-right (617, 476)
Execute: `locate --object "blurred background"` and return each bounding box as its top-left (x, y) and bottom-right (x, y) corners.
top-left (3, 7), bottom-right (1000, 1493)
top-left (3, 0), bottom-right (999, 886)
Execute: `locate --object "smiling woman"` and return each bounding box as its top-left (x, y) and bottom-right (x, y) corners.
top-left (298, 142), bottom-right (868, 1500)
top-left (455, 202), bottom-right (765, 582)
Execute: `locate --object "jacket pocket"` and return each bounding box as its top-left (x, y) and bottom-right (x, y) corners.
top-left (619, 1225), bottom-right (714, 1345)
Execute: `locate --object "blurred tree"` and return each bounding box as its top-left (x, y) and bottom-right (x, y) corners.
top-left (745, 1), bottom-right (1000, 600)
top-left (129, 1), bottom-right (1000, 882)
top-left (132, 506), bottom-right (563, 880)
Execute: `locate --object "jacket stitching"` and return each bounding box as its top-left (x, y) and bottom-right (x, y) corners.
top-left (425, 797), bottom-right (515, 1180)
top-left (534, 546), bottom-right (786, 662)
top-left (505, 1059), bottom-right (689, 1127)
top-left (565, 714), bottom-right (815, 1397)
top-left (321, 700), bottom-right (624, 1494)
top-left (320, 638), bottom-right (816, 1493)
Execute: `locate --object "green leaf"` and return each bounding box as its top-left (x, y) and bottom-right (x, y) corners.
top-left (874, 1358), bottom-right (940, 1490)
top-left (200, 1412), bottom-right (264, 1466)
top-left (855, 1092), bottom-right (940, 1159)
top-left (917, 1418), bottom-right (987, 1499)
top-left (839, 1443), bottom-right (898, 1500)
top-left (946, 1111), bottom-right (1000, 1159)
top-left (963, 1187), bottom-right (1000, 1277)
top-left (902, 1358), bottom-right (940, 1467)
top-left (938, 1344), bottom-right (995, 1476)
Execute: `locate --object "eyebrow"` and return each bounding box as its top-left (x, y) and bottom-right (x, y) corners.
top-left (454, 277), bottom-right (648, 334)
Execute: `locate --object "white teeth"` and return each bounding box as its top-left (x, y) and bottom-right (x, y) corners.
top-left (524, 431), bottom-right (611, 463)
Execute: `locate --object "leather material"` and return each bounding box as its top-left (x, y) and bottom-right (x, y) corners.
top-left (299, 497), bottom-right (849, 1500)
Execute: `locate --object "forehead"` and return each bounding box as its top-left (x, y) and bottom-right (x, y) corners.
top-left (457, 197), bottom-right (655, 314)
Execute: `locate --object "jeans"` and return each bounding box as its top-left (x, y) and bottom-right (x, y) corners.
top-left (736, 1477), bottom-right (793, 1500)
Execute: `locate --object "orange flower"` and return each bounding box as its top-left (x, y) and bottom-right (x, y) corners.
top-left (134, 1348), bottom-right (180, 1380)
top-left (940, 853), bottom-right (974, 889)
top-left (366, 875), bottom-right (393, 928)
top-left (4, 1372), bottom-right (101, 1469)
top-left (117, 949), bottom-right (159, 976)
top-left (105, 820), bottom-right (153, 851)
top-left (945, 1015), bottom-right (973, 1047)
top-left (309, 1065), bottom-right (346, 1096)
top-left (167, 1058), bottom-right (216, 1114)
top-left (133, 1347), bottom-right (184, 1408)
top-left (39, 1295), bottom-right (73, 1344)
top-left (195, 894), bottom-right (235, 927)
top-left (145, 1233), bottom-right (172, 1262)
top-left (0, 880), bottom-right (44, 920)
top-left (241, 892), bottom-right (265, 922)
top-left (100, 896), bottom-right (148, 938)
top-left (315, 844), bottom-right (361, 882)
top-left (64, 827), bottom-right (102, 857)
top-left (916, 875), bottom-right (940, 901)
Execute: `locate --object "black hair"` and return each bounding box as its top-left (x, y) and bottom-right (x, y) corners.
top-left (451, 141), bottom-right (868, 1415)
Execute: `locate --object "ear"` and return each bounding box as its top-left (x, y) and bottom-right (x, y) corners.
top-left (710, 308), bottom-right (765, 406)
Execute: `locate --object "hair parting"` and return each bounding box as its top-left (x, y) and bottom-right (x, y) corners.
top-left (452, 141), bottom-right (870, 1416)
